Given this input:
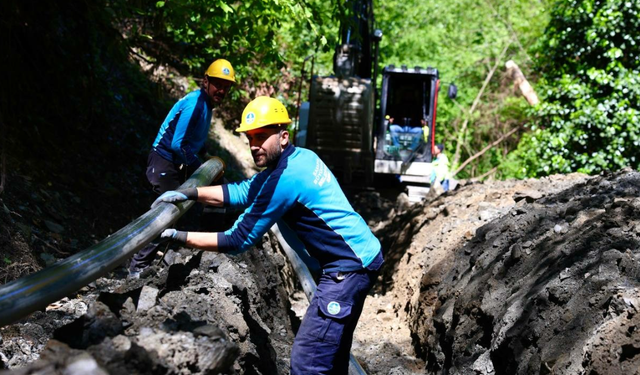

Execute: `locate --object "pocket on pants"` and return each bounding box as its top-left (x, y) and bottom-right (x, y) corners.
top-left (146, 160), bottom-right (180, 193)
top-left (316, 296), bottom-right (353, 344)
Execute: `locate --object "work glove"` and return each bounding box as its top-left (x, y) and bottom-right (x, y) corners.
top-left (155, 228), bottom-right (188, 244)
top-left (151, 188), bottom-right (198, 209)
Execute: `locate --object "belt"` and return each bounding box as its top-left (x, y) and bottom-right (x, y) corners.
top-left (322, 268), bottom-right (371, 279)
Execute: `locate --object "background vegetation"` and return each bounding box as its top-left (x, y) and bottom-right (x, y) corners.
top-left (503, 0), bottom-right (640, 177)
top-left (3, 0), bottom-right (640, 186)
top-left (374, 0), bottom-right (550, 179)
top-left (2, 0), bottom-right (640, 281)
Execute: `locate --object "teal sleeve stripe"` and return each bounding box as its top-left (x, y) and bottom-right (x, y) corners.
top-left (226, 171), bottom-right (269, 209)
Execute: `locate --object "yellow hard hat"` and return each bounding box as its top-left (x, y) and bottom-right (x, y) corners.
top-left (205, 59), bottom-right (236, 83)
top-left (236, 96), bottom-right (292, 132)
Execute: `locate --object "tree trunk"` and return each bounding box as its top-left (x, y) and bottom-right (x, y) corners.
top-left (505, 60), bottom-right (539, 106)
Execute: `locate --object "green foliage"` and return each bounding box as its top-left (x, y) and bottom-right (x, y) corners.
top-left (5, 0), bottom-right (577, 182)
top-left (508, 0), bottom-right (640, 176)
top-left (103, 0), bottom-right (338, 127)
top-left (109, 0), bottom-right (331, 79)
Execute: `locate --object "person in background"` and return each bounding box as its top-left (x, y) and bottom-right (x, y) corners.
top-left (389, 116), bottom-right (423, 152)
top-left (431, 143), bottom-right (451, 191)
top-left (152, 96), bottom-right (383, 374)
top-left (421, 118), bottom-right (430, 143)
top-left (128, 59), bottom-right (236, 277)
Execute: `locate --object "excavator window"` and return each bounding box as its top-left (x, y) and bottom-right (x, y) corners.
top-left (386, 77), bottom-right (431, 128)
top-left (381, 74), bottom-right (434, 160)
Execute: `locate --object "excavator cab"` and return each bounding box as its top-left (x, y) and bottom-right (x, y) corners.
top-left (374, 66), bottom-right (441, 185)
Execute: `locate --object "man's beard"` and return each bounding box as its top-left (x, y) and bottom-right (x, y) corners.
top-left (253, 144), bottom-right (282, 168)
top-left (211, 93), bottom-right (225, 103)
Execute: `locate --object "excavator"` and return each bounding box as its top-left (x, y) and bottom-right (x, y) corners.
top-left (296, 0), bottom-right (457, 200)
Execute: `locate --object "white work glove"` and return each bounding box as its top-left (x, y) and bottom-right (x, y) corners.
top-left (156, 229), bottom-right (187, 244)
top-left (151, 188), bottom-right (198, 209)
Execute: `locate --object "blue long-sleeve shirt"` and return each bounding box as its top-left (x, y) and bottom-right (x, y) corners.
top-left (218, 144), bottom-right (383, 273)
top-left (152, 89), bottom-right (213, 166)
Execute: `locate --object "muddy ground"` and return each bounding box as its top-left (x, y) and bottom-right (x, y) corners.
top-left (1, 121), bottom-right (640, 374)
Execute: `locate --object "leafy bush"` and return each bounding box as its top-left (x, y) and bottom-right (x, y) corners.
top-left (507, 0), bottom-right (640, 177)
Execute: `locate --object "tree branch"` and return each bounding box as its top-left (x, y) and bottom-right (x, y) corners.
top-left (473, 166), bottom-right (498, 182)
top-left (452, 41), bottom-right (512, 167)
top-left (453, 125), bottom-right (521, 177)
top-left (128, 47), bottom-right (155, 65)
top-left (506, 60), bottom-right (539, 105)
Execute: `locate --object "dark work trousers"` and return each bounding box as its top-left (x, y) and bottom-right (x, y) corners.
top-left (129, 150), bottom-right (202, 272)
top-left (290, 269), bottom-right (378, 374)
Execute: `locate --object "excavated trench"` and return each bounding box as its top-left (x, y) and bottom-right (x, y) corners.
top-left (2, 169), bottom-right (640, 375)
top-left (361, 169), bottom-right (640, 374)
top-left (410, 169), bottom-right (640, 375)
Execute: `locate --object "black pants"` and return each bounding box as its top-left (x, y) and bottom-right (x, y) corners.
top-left (129, 151), bottom-right (201, 271)
top-left (145, 150), bottom-right (199, 194)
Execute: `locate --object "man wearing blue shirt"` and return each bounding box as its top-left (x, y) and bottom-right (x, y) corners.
top-left (154, 96), bottom-right (383, 374)
top-left (128, 59), bottom-right (235, 276)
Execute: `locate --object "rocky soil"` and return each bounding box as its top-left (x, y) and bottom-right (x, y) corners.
top-left (356, 169), bottom-right (640, 375)
top-left (413, 169), bottom-right (640, 375)
top-left (2, 119), bottom-right (640, 374)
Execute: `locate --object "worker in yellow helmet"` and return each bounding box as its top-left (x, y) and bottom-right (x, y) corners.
top-left (152, 96), bottom-right (384, 373)
top-left (128, 59), bottom-right (235, 277)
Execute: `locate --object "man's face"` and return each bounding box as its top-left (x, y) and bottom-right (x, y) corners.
top-left (245, 127), bottom-right (286, 168)
top-left (205, 76), bottom-right (233, 103)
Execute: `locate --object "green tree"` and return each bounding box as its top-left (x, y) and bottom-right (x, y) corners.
top-left (104, 0), bottom-right (335, 126)
top-left (506, 0), bottom-right (640, 177)
top-left (109, 0), bottom-right (327, 73)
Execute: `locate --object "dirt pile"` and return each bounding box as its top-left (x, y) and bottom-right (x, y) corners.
top-left (414, 169), bottom-right (640, 374)
top-left (351, 169), bottom-right (640, 374)
top-left (1, 232), bottom-right (302, 374)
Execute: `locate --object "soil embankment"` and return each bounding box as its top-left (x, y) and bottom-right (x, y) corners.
top-left (414, 170), bottom-right (640, 375)
top-left (354, 169), bottom-right (640, 374)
